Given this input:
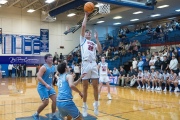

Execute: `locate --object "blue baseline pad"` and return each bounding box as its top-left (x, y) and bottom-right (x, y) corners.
top-left (45, 112), bottom-right (97, 120)
top-left (16, 116), bottom-right (48, 120)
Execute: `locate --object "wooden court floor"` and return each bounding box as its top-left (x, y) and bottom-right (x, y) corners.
top-left (0, 77), bottom-right (180, 120)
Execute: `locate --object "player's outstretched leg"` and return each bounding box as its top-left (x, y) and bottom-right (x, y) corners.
top-left (106, 82), bottom-right (112, 100)
top-left (92, 79), bottom-right (99, 116)
top-left (82, 80), bottom-right (89, 117)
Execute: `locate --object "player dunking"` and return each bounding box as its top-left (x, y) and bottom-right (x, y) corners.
top-left (98, 56), bottom-right (112, 100)
top-left (33, 54), bottom-right (59, 120)
top-left (80, 12), bottom-right (102, 117)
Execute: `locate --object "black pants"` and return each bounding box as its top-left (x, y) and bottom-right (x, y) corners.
top-left (9, 70), bottom-right (12, 77)
top-left (53, 72), bottom-right (57, 86)
top-left (74, 73), bottom-right (80, 81)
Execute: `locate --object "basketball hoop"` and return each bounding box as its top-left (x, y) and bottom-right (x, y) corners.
top-left (98, 3), bottom-right (110, 14)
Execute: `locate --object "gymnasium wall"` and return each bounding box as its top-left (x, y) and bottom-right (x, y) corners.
top-left (0, 7), bottom-right (81, 55)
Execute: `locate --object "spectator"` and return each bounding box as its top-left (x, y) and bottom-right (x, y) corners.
top-left (161, 56), bottom-right (170, 71)
top-left (132, 57), bottom-right (137, 69)
top-left (8, 64), bottom-right (13, 77)
top-left (169, 54), bottom-right (178, 73)
top-left (149, 56), bottom-right (156, 69)
top-left (118, 66), bottom-right (126, 86)
top-left (113, 67), bottom-right (119, 76)
top-left (53, 52), bottom-right (59, 62)
top-left (124, 66), bottom-right (134, 87)
top-left (136, 52), bottom-right (142, 61)
top-left (137, 58), bottom-right (144, 71)
top-left (74, 64), bottom-right (80, 81)
top-left (154, 57), bottom-right (162, 71)
top-left (60, 53), bottom-right (63, 60)
top-left (143, 58), bottom-right (150, 71)
top-left (142, 52), bottom-right (146, 62)
top-left (146, 51), bottom-right (151, 60)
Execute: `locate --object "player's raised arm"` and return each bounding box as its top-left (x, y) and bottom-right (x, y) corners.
top-left (94, 31), bottom-right (102, 54)
top-left (67, 74), bottom-right (83, 98)
top-left (81, 12), bottom-right (89, 37)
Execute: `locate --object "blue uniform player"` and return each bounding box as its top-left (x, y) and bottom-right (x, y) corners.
top-left (33, 54), bottom-right (59, 120)
top-left (56, 62), bottom-right (85, 120)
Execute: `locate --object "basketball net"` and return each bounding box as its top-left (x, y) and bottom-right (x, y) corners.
top-left (98, 3), bottom-right (110, 14)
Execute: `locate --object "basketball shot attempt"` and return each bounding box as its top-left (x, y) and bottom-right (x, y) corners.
top-left (98, 56), bottom-right (112, 100)
top-left (81, 2), bottom-right (102, 117)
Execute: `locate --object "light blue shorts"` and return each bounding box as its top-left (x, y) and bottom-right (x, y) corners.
top-left (56, 100), bottom-right (80, 119)
top-left (37, 86), bottom-right (56, 101)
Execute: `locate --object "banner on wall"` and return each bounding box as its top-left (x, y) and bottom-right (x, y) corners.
top-left (0, 56), bottom-right (45, 64)
top-left (23, 36), bottom-right (32, 54)
top-left (33, 37), bottom-right (40, 54)
top-left (0, 28), bottom-right (2, 44)
top-left (13, 35), bottom-right (23, 54)
top-left (40, 29), bottom-right (49, 52)
top-left (3, 35), bottom-right (13, 54)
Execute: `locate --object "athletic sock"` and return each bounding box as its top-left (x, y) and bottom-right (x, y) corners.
top-left (94, 101), bottom-right (98, 106)
top-left (83, 102), bottom-right (87, 107)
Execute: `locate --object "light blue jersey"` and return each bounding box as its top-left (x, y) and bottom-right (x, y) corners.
top-left (57, 73), bottom-right (73, 101)
top-left (38, 64), bottom-right (55, 88)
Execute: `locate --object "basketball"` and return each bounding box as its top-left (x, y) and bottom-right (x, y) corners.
top-left (84, 2), bottom-right (94, 13)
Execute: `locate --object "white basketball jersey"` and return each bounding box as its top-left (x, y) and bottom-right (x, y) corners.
top-left (138, 72), bottom-right (143, 78)
top-left (156, 73), bottom-right (162, 79)
top-left (80, 36), bottom-right (97, 61)
top-left (99, 62), bottom-right (108, 75)
top-left (151, 72), bottom-right (156, 79)
top-left (144, 72), bottom-right (150, 78)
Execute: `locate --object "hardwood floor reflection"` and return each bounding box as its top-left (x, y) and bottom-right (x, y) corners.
top-left (0, 77), bottom-right (180, 120)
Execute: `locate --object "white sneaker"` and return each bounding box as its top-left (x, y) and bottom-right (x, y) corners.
top-left (169, 87), bottom-right (172, 92)
top-left (137, 85), bottom-right (141, 89)
top-left (107, 94), bottom-right (112, 100)
top-left (163, 88), bottom-right (167, 92)
top-left (82, 105), bottom-right (88, 117)
top-left (155, 87), bottom-right (158, 91)
top-left (151, 87), bottom-right (154, 91)
top-left (174, 87), bottom-right (179, 92)
top-left (159, 87), bottom-right (162, 91)
top-left (142, 86), bottom-right (145, 89)
top-left (93, 103), bottom-right (99, 116)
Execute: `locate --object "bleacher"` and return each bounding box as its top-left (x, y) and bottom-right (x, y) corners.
top-left (67, 28), bottom-right (180, 71)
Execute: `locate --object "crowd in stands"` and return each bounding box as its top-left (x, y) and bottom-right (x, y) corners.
top-left (118, 19), bottom-right (180, 42)
top-left (52, 19), bottom-right (180, 93)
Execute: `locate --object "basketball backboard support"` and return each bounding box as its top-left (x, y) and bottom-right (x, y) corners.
top-left (85, 0), bottom-right (154, 10)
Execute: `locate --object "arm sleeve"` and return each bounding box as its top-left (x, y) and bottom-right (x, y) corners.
top-left (80, 36), bottom-right (86, 45)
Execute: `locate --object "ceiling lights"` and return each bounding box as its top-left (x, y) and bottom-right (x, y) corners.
top-left (113, 16), bottom-right (122, 19)
top-left (67, 13), bottom-right (76, 17)
top-left (27, 9), bottom-right (35, 13)
top-left (0, 0), bottom-right (8, 4)
top-left (45, 0), bottom-right (55, 4)
top-left (151, 14), bottom-right (161, 17)
top-left (113, 23), bottom-right (121, 25)
top-left (97, 21), bottom-right (104, 23)
top-left (157, 5), bottom-right (169, 8)
top-left (133, 11), bottom-right (143, 14)
top-left (175, 9), bottom-right (180, 12)
top-left (130, 19), bottom-right (139, 21)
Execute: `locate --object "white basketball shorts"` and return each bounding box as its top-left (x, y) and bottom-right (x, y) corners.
top-left (81, 60), bottom-right (99, 80)
top-left (99, 75), bottom-right (110, 83)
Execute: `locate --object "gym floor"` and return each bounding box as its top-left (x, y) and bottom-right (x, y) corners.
top-left (0, 77), bottom-right (179, 120)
